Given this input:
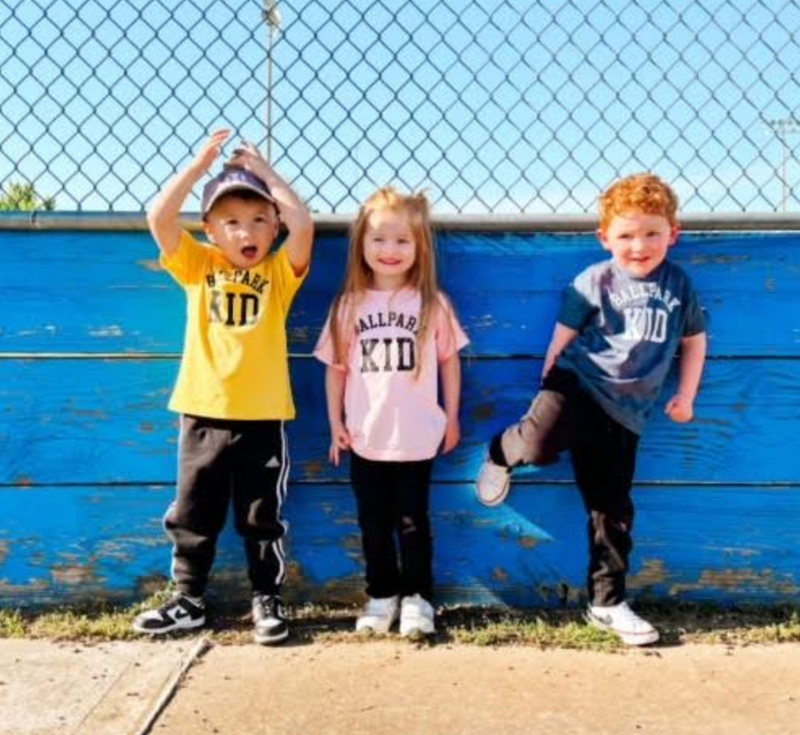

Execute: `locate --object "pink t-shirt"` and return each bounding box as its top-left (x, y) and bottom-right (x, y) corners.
top-left (314, 288), bottom-right (469, 461)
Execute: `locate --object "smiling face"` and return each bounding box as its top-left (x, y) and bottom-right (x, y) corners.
top-left (362, 208), bottom-right (417, 290)
top-left (203, 194), bottom-right (280, 269)
top-left (598, 211), bottom-right (679, 278)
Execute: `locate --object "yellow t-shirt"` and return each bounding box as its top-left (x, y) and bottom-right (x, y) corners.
top-left (161, 230), bottom-right (307, 420)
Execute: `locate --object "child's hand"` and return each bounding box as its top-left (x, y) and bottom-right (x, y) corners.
top-left (442, 417), bottom-right (461, 454)
top-left (665, 394), bottom-right (694, 423)
top-left (192, 129), bottom-right (231, 174)
top-left (227, 139), bottom-right (273, 179)
top-left (328, 423), bottom-right (351, 466)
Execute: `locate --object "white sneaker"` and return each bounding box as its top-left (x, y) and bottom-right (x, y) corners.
top-left (355, 595), bottom-right (400, 634)
top-left (476, 457), bottom-right (511, 507)
top-left (399, 594), bottom-right (436, 638)
top-left (586, 600), bottom-right (659, 646)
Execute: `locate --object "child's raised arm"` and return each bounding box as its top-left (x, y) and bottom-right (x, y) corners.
top-left (665, 331), bottom-right (707, 423)
top-left (147, 129), bottom-right (231, 255)
top-left (228, 142), bottom-right (314, 275)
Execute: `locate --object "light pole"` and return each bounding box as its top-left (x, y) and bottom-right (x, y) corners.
top-left (766, 117), bottom-right (800, 212)
top-left (263, 1), bottom-right (283, 163)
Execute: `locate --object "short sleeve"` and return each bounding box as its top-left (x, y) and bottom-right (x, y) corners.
top-left (557, 282), bottom-right (595, 331)
top-left (159, 230), bottom-right (211, 285)
top-left (271, 246), bottom-right (308, 311)
top-left (435, 294), bottom-right (470, 361)
top-left (313, 315), bottom-right (336, 366)
top-left (682, 285), bottom-right (707, 337)
top-left (313, 303), bottom-right (351, 371)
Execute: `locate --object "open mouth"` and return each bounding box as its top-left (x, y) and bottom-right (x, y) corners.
top-left (241, 245), bottom-right (258, 259)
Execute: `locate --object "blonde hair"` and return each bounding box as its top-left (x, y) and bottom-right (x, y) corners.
top-left (598, 173), bottom-right (679, 232)
top-left (329, 187), bottom-right (441, 371)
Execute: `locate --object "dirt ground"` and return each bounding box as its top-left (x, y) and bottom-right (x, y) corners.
top-left (154, 640), bottom-right (800, 735)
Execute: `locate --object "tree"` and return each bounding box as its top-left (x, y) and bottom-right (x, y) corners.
top-left (0, 181), bottom-right (56, 211)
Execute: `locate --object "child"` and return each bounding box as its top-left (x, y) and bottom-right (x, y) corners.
top-left (132, 130), bottom-right (314, 644)
top-left (476, 173), bottom-right (707, 646)
top-left (314, 187), bottom-right (469, 637)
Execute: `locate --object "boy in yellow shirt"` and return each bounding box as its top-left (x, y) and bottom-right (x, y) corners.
top-left (132, 130), bottom-right (313, 644)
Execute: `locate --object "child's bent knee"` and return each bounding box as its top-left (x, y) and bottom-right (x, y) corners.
top-left (501, 418), bottom-right (557, 467)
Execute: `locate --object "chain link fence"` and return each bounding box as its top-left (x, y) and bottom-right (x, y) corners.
top-left (1, 0), bottom-right (799, 214)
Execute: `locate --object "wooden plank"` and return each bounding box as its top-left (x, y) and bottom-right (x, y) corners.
top-left (4, 227), bottom-right (799, 609)
top-left (2, 230), bottom-right (800, 355)
top-left (0, 357), bottom-right (798, 486)
top-left (1, 484), bottom-right (798, 607)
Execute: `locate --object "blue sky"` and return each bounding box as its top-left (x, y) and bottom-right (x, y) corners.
top-left (1, 0), bottom-right (799, 213)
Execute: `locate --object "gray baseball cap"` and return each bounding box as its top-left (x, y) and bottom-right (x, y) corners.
top-left (201, 166), bottom-right (277, 217)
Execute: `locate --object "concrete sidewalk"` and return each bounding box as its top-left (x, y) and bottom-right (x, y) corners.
top-left (3, 637), bottom-right (800, 735)
top-left (154, 641), bottom-right (800, 735)
top-left (0, 638), bottom-right (206, 735)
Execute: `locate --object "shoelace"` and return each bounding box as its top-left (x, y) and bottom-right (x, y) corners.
top-left (365, 599), bottom-right (393, 615)
top-left (609, 602), bottom-right (649, 630)
top-left (254, 596), bottom-right (282, 620)
top-left (405, 599), bottom-right (432, 616)
top-left (160, 596), bottom-right (190, 614)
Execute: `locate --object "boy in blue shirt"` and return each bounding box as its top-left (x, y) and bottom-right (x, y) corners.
top-left (476, 173), bottom-right (707, 645)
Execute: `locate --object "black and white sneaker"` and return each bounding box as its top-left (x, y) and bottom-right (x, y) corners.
top-left (132, 593), bottom-right (206, 635)
top-left (252, 594), bottom-right (289, 645)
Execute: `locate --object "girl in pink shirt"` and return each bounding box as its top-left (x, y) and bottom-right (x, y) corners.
top-left (314, 188), bottom-right (468, 638)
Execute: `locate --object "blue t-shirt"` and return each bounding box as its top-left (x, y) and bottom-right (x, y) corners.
top-left (556, 258), bottom-right (706, 435)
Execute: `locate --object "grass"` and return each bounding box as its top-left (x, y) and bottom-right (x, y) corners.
top-left (443, 603), bottom-right (800, 649)
top-left (2, 595), bottom-right (800, 649)
top-left (0, 589), bottom-right (176, 642)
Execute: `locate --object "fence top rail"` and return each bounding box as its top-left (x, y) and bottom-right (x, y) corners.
top-left (2, 212), bottom-right (800, 234)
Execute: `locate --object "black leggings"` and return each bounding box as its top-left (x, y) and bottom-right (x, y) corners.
top-left (350, 453), bottom-right (435, 601)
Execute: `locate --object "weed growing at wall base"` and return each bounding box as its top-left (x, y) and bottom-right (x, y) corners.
top-left (1, 600), bottom-right (799, 648)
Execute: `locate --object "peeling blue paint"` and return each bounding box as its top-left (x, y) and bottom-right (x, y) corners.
top-left (1, 229), bottom-right (799, 607)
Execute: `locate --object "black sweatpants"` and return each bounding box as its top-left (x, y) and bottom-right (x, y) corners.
top-left (489, 367), bottom-right (639, 606)
top-left (164, 415), bottom-right (290, 598)
top-left (350, 453), bottom-right (435, 602)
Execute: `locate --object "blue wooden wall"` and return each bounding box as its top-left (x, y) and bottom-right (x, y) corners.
top-left (1, 226), bottom-right (799, 607)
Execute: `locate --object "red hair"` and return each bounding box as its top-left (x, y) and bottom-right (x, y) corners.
top-left (599, 173), bottom-right (679, 231)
